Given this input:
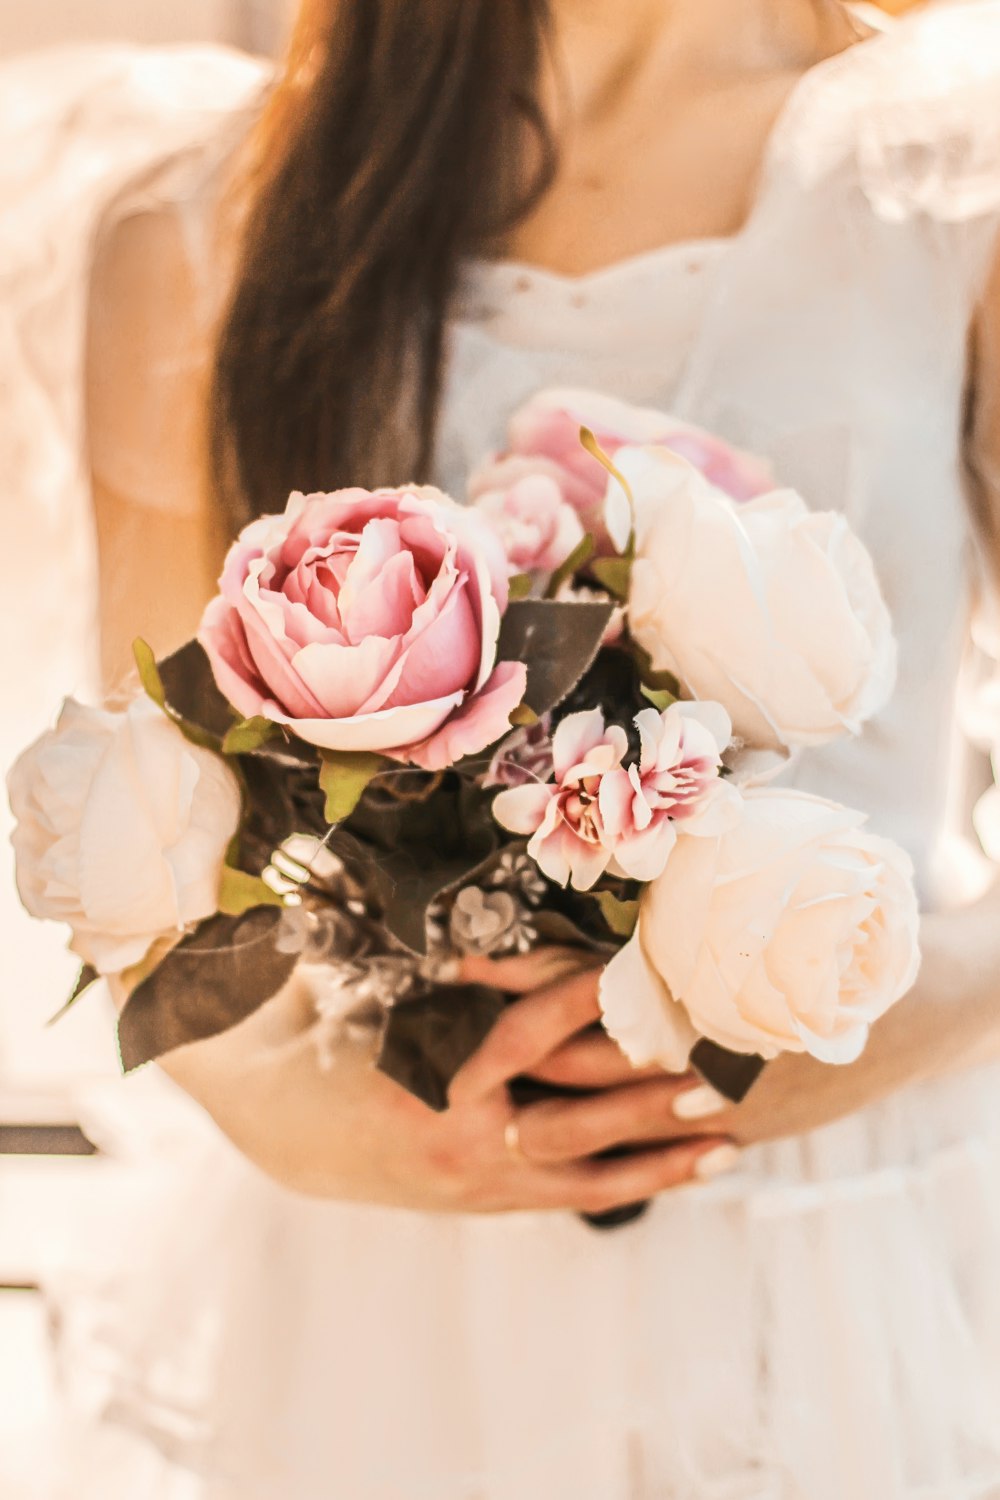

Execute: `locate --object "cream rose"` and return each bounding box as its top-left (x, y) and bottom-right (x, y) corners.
top-left (618, 447), bottom-right (897, 752)
top-left (7, 696), bottom-right (242, 974)
top-left (600, 788), bottom-right (921, 1071)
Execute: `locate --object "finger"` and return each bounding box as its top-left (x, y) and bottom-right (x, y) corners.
top-left (516, 1076), bottom-right (714, 1164)
top-left (530, 1030), bottom-right (674, 1090)
top-left (543, 1137), bottom-right (739, 1216)
top-left (450, 967), bottom-right (604, 1104)
top-left (459, 947), bottom-right (597, 995)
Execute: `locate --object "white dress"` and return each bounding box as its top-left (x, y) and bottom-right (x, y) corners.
top-left (9, 9), bottom-right (1000, 1500)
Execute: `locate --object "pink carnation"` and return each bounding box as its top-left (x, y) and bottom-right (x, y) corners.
top-left (199, 486), bottom-right (527, 772)
top-left (492, 702), bottom-right (735, 891)
top-left (598, 703), bottom-right (738, 881)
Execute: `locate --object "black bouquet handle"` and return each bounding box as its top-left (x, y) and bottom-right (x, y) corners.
top-left (507, 1076), bottom-right (650, 1232)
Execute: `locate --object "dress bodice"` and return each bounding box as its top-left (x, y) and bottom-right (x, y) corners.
top-left (435, 5), bottom-right (1000, 907)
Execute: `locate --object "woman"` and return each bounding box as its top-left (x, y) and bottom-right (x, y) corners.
top-left (58, 0), bottom-right (1000, 1495)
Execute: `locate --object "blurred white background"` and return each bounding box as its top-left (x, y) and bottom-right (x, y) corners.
top-left (0, 8), bottom-right (289, 1498)
top-left (0, 0), bottom-right (291, 57)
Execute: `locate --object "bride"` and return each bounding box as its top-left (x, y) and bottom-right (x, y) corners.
top-left (30, 0), bottom-right (1000, 1495)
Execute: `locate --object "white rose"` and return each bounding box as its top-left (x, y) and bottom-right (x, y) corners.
top-left (8, 696), bottom-right (242, 974)
top-left (618, 447), bottom-right (897, 751)
top-left (600, 788), bottom-right (921, 1070)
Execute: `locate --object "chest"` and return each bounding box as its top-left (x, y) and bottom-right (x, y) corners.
top-left (500, 71), bottom-right (811, 279)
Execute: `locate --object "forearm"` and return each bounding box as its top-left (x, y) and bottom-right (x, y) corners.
top-left (908, 876), bottom-right (1000, 1080)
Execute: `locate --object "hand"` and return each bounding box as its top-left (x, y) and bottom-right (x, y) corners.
top-left (457, 950), bottom-right (740, 1189)
top-left (159, 947), bottom-right (732, 1216)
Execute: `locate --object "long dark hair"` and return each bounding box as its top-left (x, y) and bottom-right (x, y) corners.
top-left (212, 0), bottom-right (554, 534)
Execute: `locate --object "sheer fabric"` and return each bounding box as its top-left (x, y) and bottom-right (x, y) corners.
top-left (7, 9), bottom-right (1000, 1498)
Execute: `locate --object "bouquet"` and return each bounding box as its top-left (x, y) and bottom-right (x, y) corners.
top-left (8, 389), bottom-right (920, 1222)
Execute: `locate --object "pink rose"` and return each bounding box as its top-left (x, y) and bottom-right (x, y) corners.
top-left (469, 388), bottom-right (774, 552)
top-left (492, 702), bottom-right (734, 890)
top-left (474, 473), bottom-right (585, 577)
top-left (199, 486), bottom-right (527, 771)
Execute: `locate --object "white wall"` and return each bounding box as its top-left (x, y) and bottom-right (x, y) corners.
top-left (0, 0), bottom-right (292, 56)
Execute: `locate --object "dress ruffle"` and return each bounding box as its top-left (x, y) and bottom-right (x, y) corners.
top-left (45, 1064), bottom-right (1000, 1500)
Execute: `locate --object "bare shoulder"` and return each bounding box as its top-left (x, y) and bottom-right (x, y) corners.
top-left (86, 189), bottom-right (215, 500)
top-left (85, 185), bottom-right (230, 688)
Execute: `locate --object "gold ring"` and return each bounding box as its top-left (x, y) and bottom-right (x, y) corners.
top-left (504, 1118), bottom-right (524, 1160)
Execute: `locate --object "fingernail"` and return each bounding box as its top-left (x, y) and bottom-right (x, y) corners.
top-left (694, 1144), bottom-right (741, 1182)
top-left (673, 1084), bottom-right (728, 1122)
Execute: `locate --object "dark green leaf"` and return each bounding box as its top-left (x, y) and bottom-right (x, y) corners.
top-left (377, 985), bottom-right (507, 1111)
top-left (217, 866), bottom-right (285, 917)
top-left (157, 639), bottom-right (234, 741)
top-left (222, 717), bottom-right (282, 756)
top-left (319, 751), bottom-right (387, 824)
top-left (632, 642), bottom-right (682, 697)
top-left (328, 777), bottom-right (502, 953)
top-left (116, 907), bottom-right (297, 1073)
top-left (690, 1039), bottom-right (766, 1103)
top-left (330, 823), bottom-right (501, 955)
top-left (509, 704), bottom-right (540, 728)
top-left (546, 534), bottom-right (596, 599)
top-left (497, 599), bottom-right (614, 718)
top-left (47, 964), bottom-right (100, 1026)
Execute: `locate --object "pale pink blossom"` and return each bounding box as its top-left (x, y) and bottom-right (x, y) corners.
top-left (598, 703), bottom-right (737, 881)
top-left (474, 473), bottom-right (585, 577)
top-left (469, 388), bottom-right (774, 554)
top-left (199, 486), bottom-right (527, 771)
top-left (600, 790), bottom-right (921, 1072)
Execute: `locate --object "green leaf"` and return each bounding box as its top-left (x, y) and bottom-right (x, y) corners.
top-left (47, 964), bottom-right (100, 1026)
top-left (580, 426), bottom-right (636, 555)
top-left (640, 683), bottom-right (678, 712)
top-left (590, 556), bottom-right (633, 601)
top-left (595, 891), bottom-right (641, 938)
top-left (319, 751), bottom-right (386, 825)
top-left (509, 704), bottom-right (540, 728)
top-left (217, 865), bottom-right (285, 917)
top-left (222, 716), bottom-right (282, 756)
top-left (133, 639), bottom-right (222, 751)
top-left (546, 534), bottom-right (596, 599)
top-left (133, 638), bottom-right (167, 709)
top-left (508, 572), bottom-right (534, 601)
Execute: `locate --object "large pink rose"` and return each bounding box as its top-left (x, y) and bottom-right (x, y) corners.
top-left (469, 388), bottom-right (774, 551)
top-left (199, 486), bottom-right (527, 771)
